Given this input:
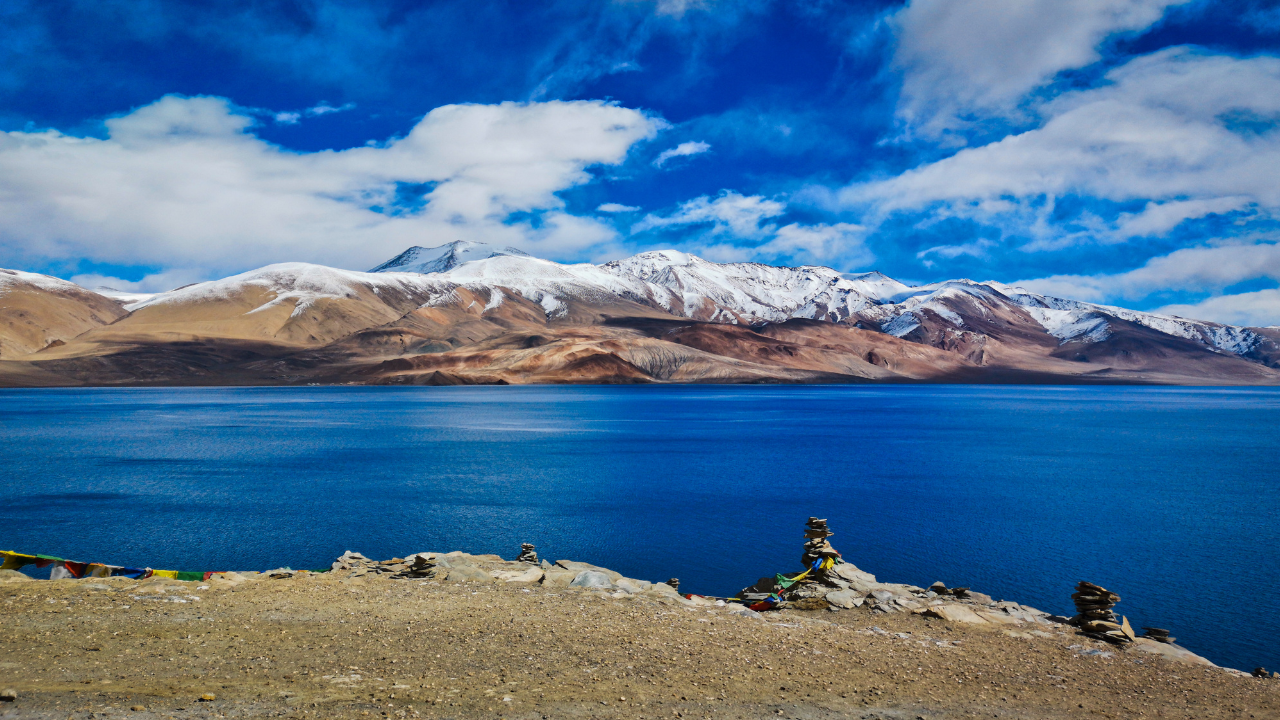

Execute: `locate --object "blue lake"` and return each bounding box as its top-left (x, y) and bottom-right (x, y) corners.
top-left (2, 385), bottom-right (1278, 672)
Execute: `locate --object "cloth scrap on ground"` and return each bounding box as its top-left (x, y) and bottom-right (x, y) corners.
top-left (1, 550), bottom-right (278, 582)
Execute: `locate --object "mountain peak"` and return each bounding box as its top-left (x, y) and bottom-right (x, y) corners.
top-left (370, 241), bottom-right (529, 275)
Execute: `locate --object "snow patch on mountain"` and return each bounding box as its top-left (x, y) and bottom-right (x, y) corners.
top-left (1024, 307), bottom-right (1112, 343)
top-left (128, 263), bottom-right (448, 316)
top-left (989, 281), bottom-right (1262, 354)
top-left (94, 288), bottom-right (159, 305)
top-left (370, 241), bottom-right (529, 274)
top-left (0, 268), bottom-right (91, 296)
top-left (602, 250), bottom-right (888, 324)
top-left (435, 254), bottom-right (678, 318)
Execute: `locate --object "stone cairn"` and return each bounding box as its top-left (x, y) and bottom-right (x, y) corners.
top-left (516, 543), bottom-right (538, 564)
top-left (800, 518), bottom-right (844, 582)
top-left (1071, 581), bottom-right (1134, 643)
top-left (1141, 626), bottom-right (1175, 644)
top-left (665, 578), bottom-right (680, 592)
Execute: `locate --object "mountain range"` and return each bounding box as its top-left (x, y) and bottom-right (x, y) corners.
top-left (2, 241), bottom-right (1278, 387)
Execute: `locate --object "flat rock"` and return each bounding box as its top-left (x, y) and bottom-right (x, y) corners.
top-left (825, 589), bottom-right (865, 609)
top-left (1131, 638), bottom-right (1216, 667)
top-left (442, 565), bottom-right (494, 583)
top-left (974, 609), bottom-right (1024, 625)
top-left (556, 561), bottom-right (622, 582)
top-left (922, 604), bottom-right (989, 624)
top-left (492, 567), bottom-right (543, 583)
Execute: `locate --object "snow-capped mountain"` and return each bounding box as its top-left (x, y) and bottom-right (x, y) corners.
top-left (2, 243), bottom-right (1277, 386)
top-left (369, 240), bottom-right (529, 274)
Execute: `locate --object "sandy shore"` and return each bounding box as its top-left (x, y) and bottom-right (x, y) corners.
top-left (2, 557), bottom-right (1278, 720)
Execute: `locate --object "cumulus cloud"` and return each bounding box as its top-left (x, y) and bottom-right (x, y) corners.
top-left (652, 140), bottom-right (710, 167)
top-left (597, 202), bottom-right (641, 213)
top-left (760, 222), bottom-right (873, 266)
top-left (631, 190), bottom-right (784, 237)
top-left (1016, 241), bottom-right (1280, 302)
top-left (846, 48), bottom-right (1280, 246)
top-left (892, 0), bottom-right (1189, 135)
top-left (1156, 290), bottom-right (1280, 327)
top-left (0, 94), bottom-right (662, 276)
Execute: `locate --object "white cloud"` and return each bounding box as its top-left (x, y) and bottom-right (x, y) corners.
top-left (846, 49), bottom-right (1280, 245)
top-left (631, 190), bottom-right (784, 237)
top-left (0, 95), bottom-right (662, 276)
top-left (1157, 289), bottom-right (1280, 327)
top-left (597, 202), bottom-right (641, 213)
top-left (306, 102), bottom-right (355, 116)
top-left (652, 140), bottom-right (710, 167)
top-left (69, 269), bottom-right (209, 294)
top-left (892, 0), bottom-right (1189, 135)
top-left (1015, 241), bottom-right (1280, 303)
top-left (274, 112), bottom-right (302, 125)
top-left (760, 222), bottom-right (873, 266)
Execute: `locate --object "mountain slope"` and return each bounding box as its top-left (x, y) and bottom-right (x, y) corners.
top-left (0, 269), bottom-right (128, 359)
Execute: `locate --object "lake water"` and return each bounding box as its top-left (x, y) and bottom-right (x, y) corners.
top-left (2, 385), bottom-right (1277, 671)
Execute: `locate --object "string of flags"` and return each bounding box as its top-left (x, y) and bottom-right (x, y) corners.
top-left (2, 550), bottom-right (224, 582)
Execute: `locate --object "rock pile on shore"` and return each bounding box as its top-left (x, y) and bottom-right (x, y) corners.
top-left (516, 543), bottom-right (538, 563)
top-left (1071, 581), bottom-right (1135, 643)
top-left (1143, 627), bottom-right (1176, 644)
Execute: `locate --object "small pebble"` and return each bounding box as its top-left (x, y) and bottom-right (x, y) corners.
top-left (199, 693), bottom-right (216, 701)
top-left (131, 705), bottom-right (146, 711)
top-left (0, 688), bottom-right (16, 702)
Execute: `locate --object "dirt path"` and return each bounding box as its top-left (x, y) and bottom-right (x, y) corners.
top-left (2, 570), bottom-right (1277, 719)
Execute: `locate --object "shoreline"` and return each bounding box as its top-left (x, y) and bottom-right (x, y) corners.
top-left (3, 548), bottom-right (1277, 719)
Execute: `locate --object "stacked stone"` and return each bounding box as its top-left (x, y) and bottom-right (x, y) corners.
top-left (516, 543), bottom-right (538, 564)
top-left (800, 517), bottom-right (843, 583)
top-left (1071, 581), bottom-right (1134, 643)
top-left (665, 578), bottom-right (680, 592)
top-left (1141, 627), bottom-right (1175, 644)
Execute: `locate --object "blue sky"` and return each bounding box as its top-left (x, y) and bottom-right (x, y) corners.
top-left (2, 0), bottom-right (1279, 325)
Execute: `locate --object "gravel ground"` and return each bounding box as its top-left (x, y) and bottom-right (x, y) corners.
top-left (1, 571), bottom-right (1277, 719)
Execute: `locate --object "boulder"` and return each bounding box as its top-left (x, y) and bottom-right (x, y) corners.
top-left (648, 581), bottom-right (681, 597)
top-left (540, 569), bottom-right (577, 588)
top-left (964, 591), bottom-right (994, 604)
top-left (0, 569), bottom-right (32, 583)
top-left (922, 604), bottom-right (989, 624)
top-left (569, 571), bottom-right (615, 590)
top-left (570, 568), bottom-right (614, 586)
top-left (825, 589), bottom-right (865, 609)
top-left (615, 578), bottom-right (652, 594)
